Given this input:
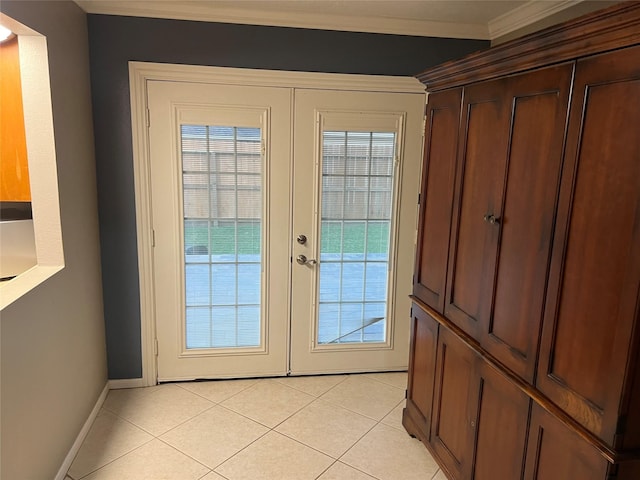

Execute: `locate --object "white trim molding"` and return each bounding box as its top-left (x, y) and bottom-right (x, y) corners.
top-left (76, 0), bottom-right (593, 41)
top-left (76, 0), bottom-right (490, 39)
top-left (129, 62), bottom-right (424, 386)
top-left (55, 383), bottom-right (109, 480)
top-left (108, 378), bottom-right (147, 390)
top-left (489, 0), bottom-right (584, 39)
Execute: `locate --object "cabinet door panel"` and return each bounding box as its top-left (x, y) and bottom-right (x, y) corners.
top-left (445, 78), bottom-right (509, 337)
top-left (524, 405), bottom-right (609, 480)
top-left (404, 304), bottom-right (439, 439)
top-left (414, 89), bottom-right (461, 312)
top-left (431, 327), bottom-right (478, 479)
top-left (473, 363), bottom-right (530, 480)
top-left (538, 46), bottom-right (640, 444)
top-left (484, 64), bottom-right (573, 382)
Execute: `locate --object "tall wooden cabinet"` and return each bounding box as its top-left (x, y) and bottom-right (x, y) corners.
top-left (404, 3), bottom-right (640, 479)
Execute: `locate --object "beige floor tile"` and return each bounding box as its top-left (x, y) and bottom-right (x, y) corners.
top-left (380, 400), bottom-right (405, 431)
top-left (320, 375), bottom-right (405, 420)
top-left (160, 405), bottom-right (268, 469)
top-left (432, 470), bottom-right (448, 479)
top-left (176, 378), bottom-right (257, 403)
top-left (272, 375), bottom-right (347, 397)
top-left (215, 431), bottom-right (333, 480)
top-left (317, 462), bottom-right (378, 479)
top-left (68, 410), bottom-right (153, 479)
top-left (275, 399), bottom-right (375, 458)
top-left (102, 386), bottom-right (157, 414)
top-left (341, 423), bottom-right (439, 480)
top-left (221, 379), bottom-right (314, 427)
top-left (363, 371), bottom-right (408, 389)
top-left (200, 473), bottom-right (228, 480)
top-left (103, 384), bottom-right (214, 435)
top-left (82, 439), bottom-right (210, 480)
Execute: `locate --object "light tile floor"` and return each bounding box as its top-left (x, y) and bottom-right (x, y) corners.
top-left (66, 373), bottom-right (444, 480)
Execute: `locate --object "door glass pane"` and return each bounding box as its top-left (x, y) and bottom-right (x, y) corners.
top-left (182, 125), bottom-right (262, 349)
top-left (318, 131), bottom-right (395, 344)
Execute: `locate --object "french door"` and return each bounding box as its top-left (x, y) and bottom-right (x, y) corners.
top-left (147, 77), bottom-right (423, 381)
top-left (290, 89), bottom-right (423, 374)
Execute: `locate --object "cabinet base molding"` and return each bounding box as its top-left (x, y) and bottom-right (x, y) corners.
top-left (404, 300), bottom-right (640, 479)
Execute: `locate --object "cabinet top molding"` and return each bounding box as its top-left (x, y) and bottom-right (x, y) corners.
top-left (416, 2), bottom-right (640, 91)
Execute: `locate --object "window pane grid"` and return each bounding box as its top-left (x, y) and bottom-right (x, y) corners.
top-left (182, 125), bottom-right (262, 349)
top-left (318, 131), bottom-right (395, 345)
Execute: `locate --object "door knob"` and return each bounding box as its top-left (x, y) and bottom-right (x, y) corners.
top-left (483, 214), bottom-right (501, 225)
top-left (296, 254), bottom-right (317, 266)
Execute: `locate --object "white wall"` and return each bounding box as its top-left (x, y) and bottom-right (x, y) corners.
top-left (0, 1), bottom-right (108, 478)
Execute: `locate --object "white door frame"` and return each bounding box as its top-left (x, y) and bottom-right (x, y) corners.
top-left (129, 61), bottom-right (425, 387)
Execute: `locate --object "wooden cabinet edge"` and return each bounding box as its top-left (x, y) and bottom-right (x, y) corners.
top-left (402, 402), bottom-right (428, 443)
top-left (408, 296), bottom-right (640, 465)
top-left (401, 403), bottom-right (455, 480)
top-left (415, 2), bottom-right (640, 91)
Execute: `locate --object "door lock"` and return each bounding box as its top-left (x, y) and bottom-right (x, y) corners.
top-left (296, 254), bottom-right (317, 266)
top-left (296, 234), bottom-right (307, 245)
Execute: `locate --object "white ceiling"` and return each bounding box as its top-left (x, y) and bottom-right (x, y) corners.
top-left (75, 0), bottom-right (611, 40)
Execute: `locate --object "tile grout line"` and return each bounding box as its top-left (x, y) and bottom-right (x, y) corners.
top-left (155, 436), bottom-right (216, 474)
top-left (173, 377), bottom-right (261, 403)
top-left (359, 371), bottom-right (408, 389)
top-left (69, 406), bottom-right (156, 480)
top-left (71, 373), bottom-right (414, 480)
top-left (209, 385), bottom-right (362, 478)
top-left (270, 373), bottom-right (350, 396)
top-left (316, 379), bottom-right (406, 423)
top-left (330, 386), bottom-right (411, 480)
top-left (79, 387), bottom-right (217, 478)
top-left (74, 436), bottom-right (157, 480)
top-left (207, 388), bottom-right (328, 472)
top-left (154, 400), bottom-right (219, 438)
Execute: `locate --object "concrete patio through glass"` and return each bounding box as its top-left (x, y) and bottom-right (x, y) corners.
top-left (183, 252), bottom-right (389, 349)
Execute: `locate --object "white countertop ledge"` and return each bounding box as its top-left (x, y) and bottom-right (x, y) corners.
top-left (0, 264), bottom-right (64, 311)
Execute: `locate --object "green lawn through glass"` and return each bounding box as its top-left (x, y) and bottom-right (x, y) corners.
top-left (184, 221), bottom-right (390, 255)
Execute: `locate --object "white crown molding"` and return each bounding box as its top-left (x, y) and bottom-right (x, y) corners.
top-left (488, 0), bottom-right (584, 39)
top-left (75, 0), bottom-right (491, 39)
top-left (129, 61), bottom-right (425, 93)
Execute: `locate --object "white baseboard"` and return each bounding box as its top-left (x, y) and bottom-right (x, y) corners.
top-left (55, 382), bottom-right (109, 480)
top-left (108, 378), bottom-right (147, 389)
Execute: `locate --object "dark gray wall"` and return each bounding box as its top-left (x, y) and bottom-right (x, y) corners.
top-left (87, 13), bottom-right (488, 379)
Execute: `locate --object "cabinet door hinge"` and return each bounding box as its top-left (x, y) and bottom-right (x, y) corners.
top-left (418, 193), bottom-right (421, 205)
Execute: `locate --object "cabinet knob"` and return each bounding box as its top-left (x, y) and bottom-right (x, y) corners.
top-left (483, 214), bottom-right (501, 225)
top-left (470, 420), bottom-right (476, 429)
